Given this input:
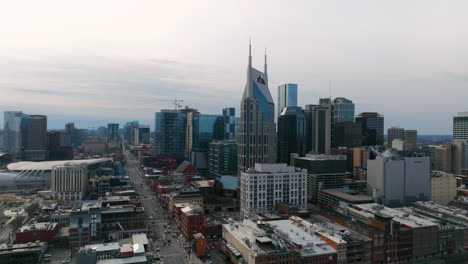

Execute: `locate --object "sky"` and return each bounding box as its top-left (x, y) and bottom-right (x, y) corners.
top-left (0, 1), bottom-right (467, 134)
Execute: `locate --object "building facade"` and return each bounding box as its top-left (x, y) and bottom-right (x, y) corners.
top-left (453, 112), bottom-right (468, 140)
top-left (304, 104), bottom-right (332, 155)
top-left (367, 155), bottom-right (431, 207)
top-left (355, 112), bottom-right (384, 146)
top-left (277, 83), bottom-right (298, 116)
top-left (431, 171), bottom-right (457, 205)
top-left (107, 123), bottom-right (119, 141)
top-left (51, 163), bottom-right (88, 201)
top-left (240, 163), bottom-right (307, 218)
top-left (331, 97), bottom-right (355, 123)
top-left (3, 111), bottom-right (48, 161)
top-left (154, 110), bottom-right (186, 157)
top-left (292, 154), bottom-right (347, 203)
top-left (277, 106), bottom-right (306, 164)
top-left (333, 121), bottom-right (362, 148)
top-left (387, 126), bottom-right (405, 147)
top-left (237, 43), bottom-right (276, 175)
top-left (222, 107), bottom-right (239, 140)
top-left (208, 140), bottom-right (237, 176)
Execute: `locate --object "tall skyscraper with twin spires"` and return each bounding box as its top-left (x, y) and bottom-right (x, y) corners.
top-left (237, 41), bottom-right (276, 175)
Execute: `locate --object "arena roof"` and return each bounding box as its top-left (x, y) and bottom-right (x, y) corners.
top-left (7, 158), bottom-right (112, 171)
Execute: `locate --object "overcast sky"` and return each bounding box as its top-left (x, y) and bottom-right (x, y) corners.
top-left (0, 0), bottom-right (467, 134)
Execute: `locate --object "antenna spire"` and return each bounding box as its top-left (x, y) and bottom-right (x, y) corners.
top-left (264, 48), bottom-right (267, 75)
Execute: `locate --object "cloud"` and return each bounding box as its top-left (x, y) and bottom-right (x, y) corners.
top-left (0, 54), bottom-right (242, 129)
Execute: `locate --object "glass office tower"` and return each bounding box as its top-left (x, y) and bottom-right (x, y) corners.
top-left (154, 110), bottom-right (186, 157)
top-left (277, 83), bottom-right (298, 116)
top-left (3, 111), bottom-right (23, 159)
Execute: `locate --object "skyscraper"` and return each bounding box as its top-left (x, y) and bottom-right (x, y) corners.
top-left (107, 123), bottom-right (119, 140)
top-left (356, 112), bottom-right (384, 146)
top-left (304, 103), bottom-right (331, 155)
top-left (21, 114), bottom-right (48, 161)
top-left (387, 126), bottom-right (405, 147)
top-left (277, 106), bottom-right (306, 164)
top-left (331, 97), bottom-right (355, 123)
top-left (277, 83), bottom-right (298, 116)
top-left (333, 121), bottom-right (362, 148)
top-left (237, 42), bottom-right (276, 175)
top-left (453, 112), bottom-right (468, 140)
top-left (3, 111), bottom-right (23, 159)
top-left (155, 109), bottom-right (186, 157)
top-left (3, 111), bottom-right (47, 160)
top-left (387, 126), bottom-right (417, 149)
top-left (222, 107), bottom-right (239, 140)
top-left (138, 125), bottom-right (150, 145)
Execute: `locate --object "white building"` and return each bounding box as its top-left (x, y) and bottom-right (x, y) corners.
top-left (51, 163), bottom-right (88, 201)
top-left (367, 155), bottom-right (431, 207)
top-left (453, 112), bottom-right (468, 140)
top-left (240, 163), bottom-right (307, 218)
top-left (431, 171), bottom-right (457, 205)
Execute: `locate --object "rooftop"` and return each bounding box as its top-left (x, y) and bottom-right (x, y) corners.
top-left (412, 201), bottom-right (468, 221)
top-left (268, 219), bottom-right (337, 256)
top-left (297, 154), bottom-right (347, 161)
top-left (18, 222), bottom-right (58, 233)
top-left (355, 203), bottom-right (438, 228)
top-left (73, 200), bottom-right (102, 212)
top-left (321, 188), bottom-right (374, 202)
top-left (7, 158), bottom-right (112, 171)
top-left (247, 163), bottom-right (304, 173)
top-left (96, 255), bottom-right (147, 264)
top-left (223, 219), bottom-right (295, 257)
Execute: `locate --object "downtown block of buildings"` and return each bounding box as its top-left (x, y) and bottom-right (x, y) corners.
top-left (0, 43), bottom-right (468, 264)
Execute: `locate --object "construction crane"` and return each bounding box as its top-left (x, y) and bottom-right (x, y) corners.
top-left (158, 98), bottom-right (184, 110)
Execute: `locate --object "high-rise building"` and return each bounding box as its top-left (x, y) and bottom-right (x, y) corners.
top-left (124, 121), bottom-right (139, 145)
top-left (96, 126), bottom-right (107, 138)
top-left (187, 114), bottom-right (224, 170)
top-left (314, 105), bottom-right (332, 154)
top-left (277, 83), bottom-right (298, 116)
top-left (237, 42), bottom-right (276, 175)
top-left (367, 155), bottom-right (431, 207)
top-left (388, 126), bottom-right (418, 150)
top-left (453, 112), bottom-right (468, 140)
top-left (277, 106), bottom-right (306, 164)
top-left (155, 110), bottom-right (186, 157)
top-left (333, 121), bottom-right (362, 148)
top-left (291, 154), bottom-right (347, 203)
top-left (138, 125), bottom-right (150, 145)
top-left (48, 131), bottom-right (73, 160)
top-left (3, 111), bottom-right (47, 160)
top-left (0, 129), bottom-right (3, 150)
top-left (430, 171), bottom-right (456, 205)
top-left (208, 140), bottom-right (238, 176)
top-left (356, 112), bottom-right (384, 146)
top-left (107, 123), bottom-right (119, 140)
top-left (432, 144), bottom-right (454, 173)
top-left (331, 97), bottom-right (355, 123)
top-left (51, 163), bottom-right (88, 201)
top-left (387, 126), bottom-right (405, 147)
top-left (3, 111), bottom-right (24, 159)
top-left (404, 130), bottom-right (417, 150)
top-left (21, 115), bottom-right (48, 161)
top-left (222, 107), bottom-right (239, 140)
top-left (240, 163), bottom-right (307, 218)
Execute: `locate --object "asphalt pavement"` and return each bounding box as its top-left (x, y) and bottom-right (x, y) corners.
top-left (123, 151), bottom-right (208, 264)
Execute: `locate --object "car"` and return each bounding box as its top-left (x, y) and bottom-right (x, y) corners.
top-left (43, 254), bottom-right (51, 258)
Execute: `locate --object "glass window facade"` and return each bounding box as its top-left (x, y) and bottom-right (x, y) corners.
top-left (277, 84), bottom-right (298, 116)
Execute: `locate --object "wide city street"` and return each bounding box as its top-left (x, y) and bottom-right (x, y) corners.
top-left (124, 150), bottom-right (212, 264)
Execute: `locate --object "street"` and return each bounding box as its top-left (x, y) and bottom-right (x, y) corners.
top-left (123, 150), bottom-right (209, 264)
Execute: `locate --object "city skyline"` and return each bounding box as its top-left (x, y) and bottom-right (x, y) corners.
top-left (1, 1), bottom-right (468, 134)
